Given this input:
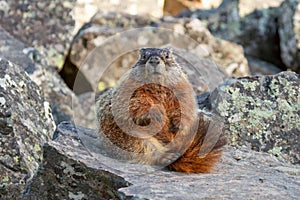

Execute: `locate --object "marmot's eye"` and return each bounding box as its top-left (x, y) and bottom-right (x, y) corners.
top-left (140, 54), bottom-right (146, 60)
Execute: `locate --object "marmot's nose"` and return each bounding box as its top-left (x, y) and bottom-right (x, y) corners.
top-left (148, 56), bottom-right (161, 65)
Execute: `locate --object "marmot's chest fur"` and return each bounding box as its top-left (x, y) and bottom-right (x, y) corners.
top-left (129, 83), bottom-right (181, 144)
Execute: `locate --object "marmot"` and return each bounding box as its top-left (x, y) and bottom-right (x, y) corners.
top-left (96, 47), bottom-right (226, 173)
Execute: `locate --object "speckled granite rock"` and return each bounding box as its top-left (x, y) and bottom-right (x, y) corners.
top-left (24, 122), bottom-right (300, 199)
top-left (0, 58), bottom-right (56, 199)
top-left (278, 0), bottom-right (300, 72)
top-left (0, 0), bottom-right (76, 69)
top-left (211, 72), bottom-right (300, 164)
top-left (61, 12), bottom-right (249, 94)
top-left (0, 26), bottom-right (80, 125)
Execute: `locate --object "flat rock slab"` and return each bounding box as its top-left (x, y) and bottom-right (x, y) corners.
top-left (25, 122), bottom-right (300, 199)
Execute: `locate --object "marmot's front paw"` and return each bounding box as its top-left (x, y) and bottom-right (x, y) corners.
top-left (134, 104), bottom-right (166, 127)
top-left (158, 152), bottom-right (181, 166)
top-left (134, 116), bottom-right (151, 126)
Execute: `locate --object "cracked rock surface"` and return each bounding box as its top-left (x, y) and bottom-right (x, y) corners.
top-left (0, 58), bottom-right (55, 199)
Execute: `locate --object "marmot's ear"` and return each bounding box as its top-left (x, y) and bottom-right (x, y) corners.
top-left (138, 48), bottom-right (147, 60)
top-left (164, 47), bottom-right (173, 58)
top-left (139, 48), bottom-right (147, 55)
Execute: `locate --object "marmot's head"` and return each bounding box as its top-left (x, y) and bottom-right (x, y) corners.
top-left (129, 48), bottom-right (186, 85)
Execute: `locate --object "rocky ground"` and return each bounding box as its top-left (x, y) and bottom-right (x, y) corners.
top-left (0, 0), bottom-right (299, 199)
top-left (23, 122), bottom-right (300, 199)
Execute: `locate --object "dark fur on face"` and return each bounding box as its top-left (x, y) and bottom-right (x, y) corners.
top-left (135, 48), bottom-right (176, 66)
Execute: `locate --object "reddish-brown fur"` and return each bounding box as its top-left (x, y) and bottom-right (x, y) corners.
top-left (167, 114), bottom-right (226, 173)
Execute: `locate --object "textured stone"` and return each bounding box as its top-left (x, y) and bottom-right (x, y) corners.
top-left (24, 122), bottom-right (300, 199)
top-left (0, 0), bottom-right (76, 69)
top-left (0, 27), bottom-right (41, 74)
top-left (0, 58), bottom-right (55, 199)
top-left (211, 72), bottom-right (300, 164)
top-left (0, 26), bottom-right (80, 125)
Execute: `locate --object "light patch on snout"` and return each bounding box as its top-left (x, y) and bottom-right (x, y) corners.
top-left (146, 60), bottom-right (166, 76)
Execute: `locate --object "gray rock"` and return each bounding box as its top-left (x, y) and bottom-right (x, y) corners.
top-left (278, 0), bottom-right (300, 72)
top-left (24, 122), bottom-right (300, 199)
top-left (211, 72), bottom-right (300, 164)
top-left (236, 8), bottom-right (285, 69)
top-left (0, 0), bottom-right (76, 69)
top-left (0, 58), bottom-right (56, 199)
top-left (61, 12), bottom-right (249, 95)
top-left (178, 0), bottom-right (240, 41)
top-left (0, 26), bottom-right (81, 125)
top-left (0, 28), bottom-right (41, 74)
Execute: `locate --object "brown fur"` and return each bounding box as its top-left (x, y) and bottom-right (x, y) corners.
top-left (96, 48), bottom-right (226, 173)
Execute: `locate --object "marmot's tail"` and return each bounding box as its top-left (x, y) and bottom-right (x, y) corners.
top-left (167, 115), bottom-right (226, 173)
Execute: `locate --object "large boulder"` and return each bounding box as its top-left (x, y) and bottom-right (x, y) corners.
top-left (0, 58), bottom-right (56, 199)
top-left (0, 26), bottom-right (84, 126)
top-left (0, 0), bottom-right (76, 69)
top-left (211, 72), bottom-right (300, 164)
top-left (61, 12), bottom-right (249, 94)
top-left (23, 122), bottom-right (300, 199)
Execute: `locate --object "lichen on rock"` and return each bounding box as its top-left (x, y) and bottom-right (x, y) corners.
top-left (212, 72), bottom-right (300, 164)
top-left (0, 58), bottom-right (56, 199)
